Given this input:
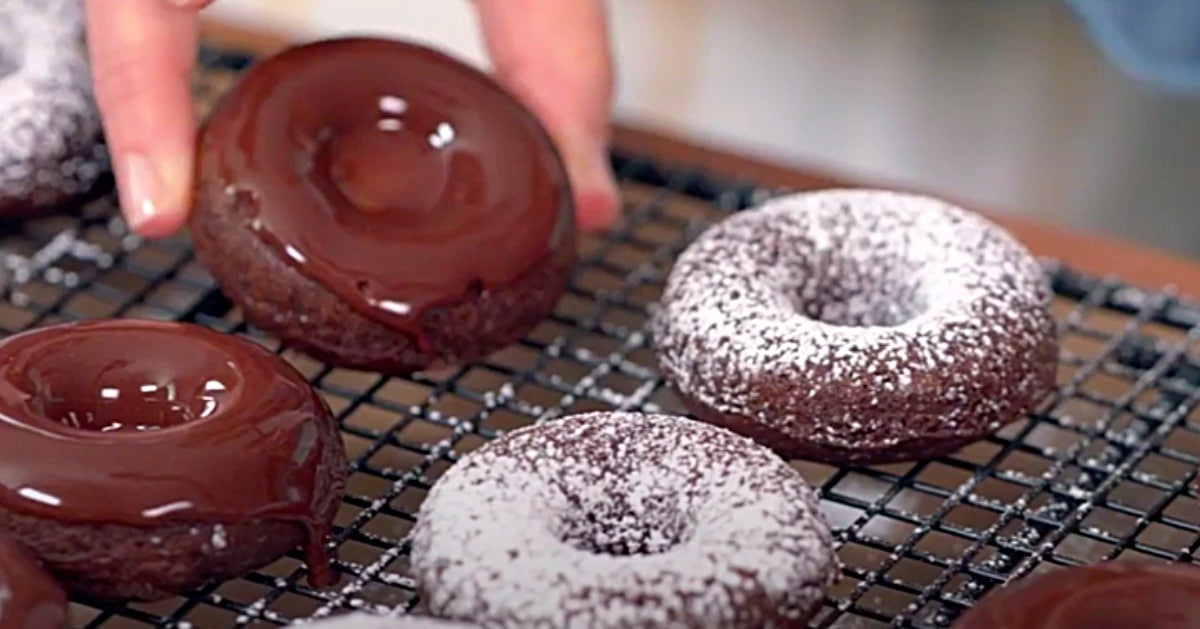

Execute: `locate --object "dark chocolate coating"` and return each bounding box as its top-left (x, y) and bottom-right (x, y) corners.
top-left (954, 562), bottom-right (1200, 628)
top-left (0, 534), bottom-right (68, 629)
top-left (0, 320), bottom-right (347, 600)
top-left (191, 37), bottom-right (575, 373)
top-left (190, 175), bottom-right (575, 374)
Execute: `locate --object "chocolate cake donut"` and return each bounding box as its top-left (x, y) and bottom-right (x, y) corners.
top-left (0, 0), bottom-right (108, 218)
top-left (0, 534), bottom-right (68, 629)
top-left (411, 412), bottom-right (838, 628)
top-left (0, 320), bottom-right (347, 601)
top-left (191, 37), bottom-right (575, 374)
top-left (652, 189), bottom-right (1058, 464)
top-left (954, 562), bottom-right (1200, 628)
top-left (301, 613), bottom-right (471, 628)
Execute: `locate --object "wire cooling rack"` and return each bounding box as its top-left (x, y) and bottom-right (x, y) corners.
top-left (0, 45), bottom-right (1197, 629)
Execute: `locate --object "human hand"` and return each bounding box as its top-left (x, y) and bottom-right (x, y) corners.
top-left (84, 0), bottom-right (619, 238)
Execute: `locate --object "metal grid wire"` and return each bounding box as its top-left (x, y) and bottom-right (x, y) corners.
top-left (0, 46), bottom-right (1197, 629)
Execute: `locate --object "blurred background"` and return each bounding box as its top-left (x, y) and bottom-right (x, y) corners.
top-left (207, 0), bottom-right (1200, 258)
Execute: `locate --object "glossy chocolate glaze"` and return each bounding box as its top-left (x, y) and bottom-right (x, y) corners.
top-left (201, 37), bottom-right (573, 338)
top-left (0, 320), bottom-right (345, 587)
top-left (0, 535), bottom-right (67, 629)
top-left (955, 562), bottom-right (1200, 628)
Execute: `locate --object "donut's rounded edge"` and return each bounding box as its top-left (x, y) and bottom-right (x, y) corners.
top-left (651, 189), bottom-right (1060, 465)
top-left (409, 412), bottom-right (839, 627)
top-left (0, 321), bottom-right (350, 602)
top-left (0, 511), bottom-right (303, 601)
top-left (189, 169), bottom-right (576, 374)
top-left (188, 39), bottom-right (578, 375)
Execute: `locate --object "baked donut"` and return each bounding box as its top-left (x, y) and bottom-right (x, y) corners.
top-left (652, 189), bottom-right (1057, 464)
top-left (0, 319), bottom-right (347, 601)
top-left (411, 412), bottom-right (838, 627)
top-left (191, 37), bottom-right (575, 374)
top-left (0, 0), bottom-right (108, 218)
top-left (954, 562), bottom-right (1200, 628)
top-left (0, 534), bottom-right (68, 629)
top-left (301, 613), bottom-right (471, 628)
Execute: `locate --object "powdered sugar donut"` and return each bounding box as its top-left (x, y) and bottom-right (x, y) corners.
top-left (0, 0), bottom-right (107, 217)
top-left (298, 612), bottom-right (471, 627)
top-left (651, 189), bottom-right (1058, 465)
top-left (410, 412), bottom-right (838, 628)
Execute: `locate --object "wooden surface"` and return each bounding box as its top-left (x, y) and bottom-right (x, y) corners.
top-left (199, 20), bottom-right (1200, 300)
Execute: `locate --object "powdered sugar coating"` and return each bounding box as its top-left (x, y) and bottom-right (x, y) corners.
top-left (410, 412), bottom-right (837, 628)
top-left (651, 189), bottom-right (1057, 463)
top-left (297, 612), bottom-right (471, 628)
top-left (0, 0), bottom-right (106, 214)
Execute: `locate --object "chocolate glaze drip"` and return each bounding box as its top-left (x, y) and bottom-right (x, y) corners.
top-left (201, 38), bottom-right (573, 338)
top-left (0, 320), bottom-right (345, 587)
top-left (0, 535), bottom-right (67, 629)
top-left (955, 562), bottom-right (1200, 628)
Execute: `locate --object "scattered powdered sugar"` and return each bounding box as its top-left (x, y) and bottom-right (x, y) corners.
top-left (410, 412), bottom-right (838, 628)
top-left (0, 0), bottom-right (107, 206)
top-left (650, 189), bottom-right (1056, 455)
top-left (294, 612), bottom-right (471, 628)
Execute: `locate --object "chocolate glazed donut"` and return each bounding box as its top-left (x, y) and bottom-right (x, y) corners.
top-left (0, 534), bottom-right (68, 629)
top-left (0, 320), bottom-right (347, 601)
top-left (954, 562), bottom-right (1200, 628)
top-left (191, 37), bottom-right (576, 374)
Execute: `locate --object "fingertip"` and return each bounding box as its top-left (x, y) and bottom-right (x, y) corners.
top-left (163, 0), bottom-right (215, 9)
top-left (560, 137), bottom-right (620, 232)
top-left (574, 180), bottom-right (620, 233)
top-left (115, 151), bottom-right (193, 238)
top-left (127, 209), bottom-right (189, 239)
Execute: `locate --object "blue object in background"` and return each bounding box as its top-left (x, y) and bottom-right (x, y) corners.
top-left (1068, 0), bottom-right (1200, 92)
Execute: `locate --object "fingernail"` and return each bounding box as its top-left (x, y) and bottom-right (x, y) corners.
top-left (118, 153), bottom-right (165, 234)
top-left (564, 142), bottom-right (619, 231)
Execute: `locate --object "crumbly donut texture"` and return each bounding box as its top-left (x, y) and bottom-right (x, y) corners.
top-left (0, 0), bottom-right (107, 215)
top-left (651, 189), bottom-right (1057, 464)
top-left (411, 412), bottom-right (838, 628)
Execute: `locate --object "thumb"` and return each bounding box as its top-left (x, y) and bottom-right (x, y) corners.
top-left (85, 0), bottom-right (199, 238)
top-left (475, 0), bottom-right (620, 232)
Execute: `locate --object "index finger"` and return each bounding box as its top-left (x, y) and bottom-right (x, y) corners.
top-left (85, 0), bottom-right (199, 237)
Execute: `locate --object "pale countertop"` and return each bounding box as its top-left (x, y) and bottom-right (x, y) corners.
top-left (207, 0), bottom-right (1200, 258)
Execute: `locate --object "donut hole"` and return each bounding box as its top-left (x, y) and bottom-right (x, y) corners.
top-left (17, 335), bottom-right (245, 434)
top-left (792, 280), bottom-right (928, 327)
top-left (782, 240), bottom-right (933, 328)
top-left (554, 483), bottom-right (692, 556)
top-left (33, 379), bottom-right (214, 433)
top-left (325, 121), bottom-right (449, 215)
